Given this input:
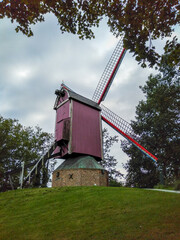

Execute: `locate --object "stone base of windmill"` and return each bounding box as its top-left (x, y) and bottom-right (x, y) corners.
top-left (52, 155), bottom-right (108, 187)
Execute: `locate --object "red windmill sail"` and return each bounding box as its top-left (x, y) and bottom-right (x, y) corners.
top-left (92, 37), bottom-right (158, 162)
top-left (101, 105), bottom-right (158, 163)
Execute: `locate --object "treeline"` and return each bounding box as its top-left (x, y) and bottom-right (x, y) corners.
top-left (0, 118), bottom-right (54, 191)
top-left (122, 56), bottom-right (180, 188)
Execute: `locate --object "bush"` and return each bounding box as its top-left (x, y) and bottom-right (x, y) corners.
top-left (154, 181), bottom-right (180, 191)
top-left (174, 180), bottom-right (180, 191)
top-left (154, 184), bottom-right (166, 189)
top-left (154, 184), bottom-right (174, 190)
top-left (109, 179), bottom-right (123, 187)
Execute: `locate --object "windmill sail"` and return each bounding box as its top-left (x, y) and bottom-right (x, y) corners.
top-left (92, 37), bottom-right (126, 104)
top-left (101, 104), bottom-right (158, 163)
top-left (101, 104), bottom-right (138, 139)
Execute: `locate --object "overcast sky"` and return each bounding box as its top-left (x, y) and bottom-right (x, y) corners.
top-left (0, 14), bottom-right (179, 178)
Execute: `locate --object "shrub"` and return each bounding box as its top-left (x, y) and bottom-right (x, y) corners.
top-left (109, 179), bottom-right (123, 187)
top-left (174, 180), bottom-right (180, 191)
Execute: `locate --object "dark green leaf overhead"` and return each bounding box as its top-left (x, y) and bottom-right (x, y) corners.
top-left (0, 0), bottom-right (179, 68)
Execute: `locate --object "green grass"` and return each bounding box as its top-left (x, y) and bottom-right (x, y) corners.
top-left (0, 187), bottom-right (180, 240)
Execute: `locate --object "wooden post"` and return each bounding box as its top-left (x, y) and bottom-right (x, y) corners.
top-left (19, 161), bottom-right (25, 189)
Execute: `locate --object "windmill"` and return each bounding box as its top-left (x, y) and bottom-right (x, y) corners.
top-left (22, 36), bottom-right (157, 188)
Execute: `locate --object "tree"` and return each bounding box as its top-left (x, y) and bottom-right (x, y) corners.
top-left (0, 116), bottom-right (54, 191)
top-left (101, 128), bottom-right (122, 181)
top-left (122, 144), bottom-right (159, 188)
top-left (0, 0), bottom-right (179, 68)
top-left (122, 57), bottom-right (180, 187)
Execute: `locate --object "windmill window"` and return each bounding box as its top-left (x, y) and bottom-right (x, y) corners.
top-left (101, 170), bottom-right (104, 175)
top-left (69, 174), bottom-right (73, 179)
top-left (56, 172), bottom-right (60, 178)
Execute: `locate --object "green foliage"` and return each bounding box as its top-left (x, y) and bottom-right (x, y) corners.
top-left (123, 57), bottom-right (180, 187)
top-left (154, 184), bottom-right (174, 190)
top-left (31, 172), bottom-right (41, 187)
top-left (174, 180), bottom-right (180, 191)
top-left (0, 0), bottom-right (179, 68)
top-left (123, 147), bottom-right (159, 188)
top-left (162, 36), bottom-right (180, 68)
top-left (154, 180), bottom-right (180, 191)
top-left (0, 116), bottom-right (54, 191)
top-left (41, 165), bottom-right (49, 187)
top-left (0, 187), bottom-right (180, 240)
top-left (109, 179), bottom-right (123, 187)
top-left (101, 128), bottom-right (122, 181)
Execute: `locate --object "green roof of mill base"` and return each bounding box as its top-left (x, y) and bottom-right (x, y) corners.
top-left (55, 155), bottom-right (105, 170)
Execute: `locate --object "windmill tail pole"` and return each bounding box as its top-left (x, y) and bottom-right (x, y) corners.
top-left (22, 141), bottom-right (58, 187)
top-left (102, 115), bottom-right (158, 163)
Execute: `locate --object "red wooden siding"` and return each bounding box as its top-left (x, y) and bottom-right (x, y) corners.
top-left (55, 101), bottom-right (70, 142)
top-left (54, 88), bottom-right (103, 160)
top-left (71, 100), bottom-right (102, 159)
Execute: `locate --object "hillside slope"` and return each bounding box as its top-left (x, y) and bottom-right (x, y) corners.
top-left (0, 187), bottom-right (180, 240)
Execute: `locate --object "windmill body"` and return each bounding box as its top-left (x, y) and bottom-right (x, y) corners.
top-left (52, 86), bottom-right (107, 187)
top-left (53, 86), bottom-right (103, 160)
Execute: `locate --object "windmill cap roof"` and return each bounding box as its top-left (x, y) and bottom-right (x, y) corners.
top-left (61, 84), bottom-right (101, 111)
top-left (69, 90), bottom-right (101, 111)
top-left (54, 155), bottom-right (105, 171)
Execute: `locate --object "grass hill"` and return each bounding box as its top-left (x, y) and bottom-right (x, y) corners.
top-left (0, 187), bottom-right (180, 240)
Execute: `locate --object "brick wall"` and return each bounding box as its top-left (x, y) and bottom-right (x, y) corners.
top-left (52, 169), bottom-right (108, 187)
